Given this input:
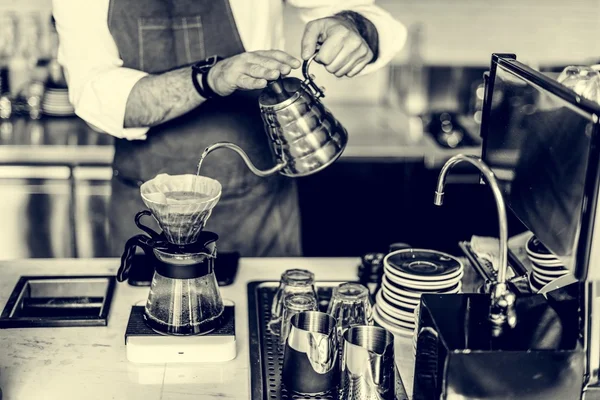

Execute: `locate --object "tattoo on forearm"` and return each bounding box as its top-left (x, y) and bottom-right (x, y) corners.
top-left (124, 67), bottom-right (203, 128)
top-left (335, 11), bottom-right (379, 62)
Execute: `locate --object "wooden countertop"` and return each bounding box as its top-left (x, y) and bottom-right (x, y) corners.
top-left (0, 257), bottom-right (429, 400)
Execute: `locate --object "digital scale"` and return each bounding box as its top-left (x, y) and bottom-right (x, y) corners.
top-left (124, 301), bottom-right (236, 364)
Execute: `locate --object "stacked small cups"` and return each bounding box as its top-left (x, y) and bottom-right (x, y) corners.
top-left (42, 87), bottom-right (75, 116)
top-left (526, 235), bottom-right (570, 293)
top-left (373, 249), bottom-right (463, 337)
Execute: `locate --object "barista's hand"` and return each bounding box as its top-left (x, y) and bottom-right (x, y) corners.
top-left (301, 16), bottom-right (374, 78)
top-left (207, 50), bottom-right (301, 97)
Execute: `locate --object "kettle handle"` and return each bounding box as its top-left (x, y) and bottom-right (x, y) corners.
top-left (302, 53), bottom-right (325, 99)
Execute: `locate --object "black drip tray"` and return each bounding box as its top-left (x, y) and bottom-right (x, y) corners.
top-left (0, 275), bottom-right (116, 328)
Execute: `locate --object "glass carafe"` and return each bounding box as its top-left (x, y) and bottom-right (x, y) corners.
top-left (143, 245), bottom-right (224, 336)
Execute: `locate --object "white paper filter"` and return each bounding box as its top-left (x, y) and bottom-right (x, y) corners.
top-left (140, 174), bottom-right (222, 245)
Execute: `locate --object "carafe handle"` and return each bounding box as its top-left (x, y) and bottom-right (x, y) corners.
top-left (302, 52), bottom-right (325, 99)
top-left (135, 209), bottom-right (161, 238)
top-left (201, 142), bottom-right (286, 177)
top-left (117, 234), bottom-right (156, 282)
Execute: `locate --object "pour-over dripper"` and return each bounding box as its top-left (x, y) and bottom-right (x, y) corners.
top-left (140, 173), bottom-right (221, 245)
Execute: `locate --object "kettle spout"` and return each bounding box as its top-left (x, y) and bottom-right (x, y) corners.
top-left (200, 142), bottom-right (286, 177)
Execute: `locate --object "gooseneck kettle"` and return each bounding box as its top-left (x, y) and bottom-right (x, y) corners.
top-left (199, 53), bottom-right (349, 177)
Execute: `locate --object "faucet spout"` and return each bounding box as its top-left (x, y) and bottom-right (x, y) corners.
top-left (434, 154), bottom-right (516, 334)
top-left (433, 191), bottom-right (444, 206)
top-left (200, 142), bottom-right (286, 178)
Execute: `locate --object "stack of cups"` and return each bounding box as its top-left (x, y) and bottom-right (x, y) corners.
top-left (327, 282), bottom-right (374, 343)
top-left (280, 294), bottom-right (318, 344)
top-left (268, 269), bottom-right (318, 338)
top-left (525, 236), bottom-right (572, 293)
top-left (373, 249), bottom-right (463, 337)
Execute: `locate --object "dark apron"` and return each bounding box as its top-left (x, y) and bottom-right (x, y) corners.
top-left (106, 0), bottom-right (302, 257)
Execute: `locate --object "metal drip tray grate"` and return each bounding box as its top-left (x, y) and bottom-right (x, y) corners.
top-left (247, 281), bottom-right (408, 400)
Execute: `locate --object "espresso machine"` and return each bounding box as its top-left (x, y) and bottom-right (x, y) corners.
top-left (116, 173), bottom-right (236, 363)
top-left (413, 54), bottom-right (597, 399)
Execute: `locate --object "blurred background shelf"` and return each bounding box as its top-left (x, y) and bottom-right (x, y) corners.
top-left (0, 107), bottom-right (501, 261)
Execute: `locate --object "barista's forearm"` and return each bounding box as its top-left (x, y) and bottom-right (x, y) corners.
top-left (124, 67), bottom-right (204, 128)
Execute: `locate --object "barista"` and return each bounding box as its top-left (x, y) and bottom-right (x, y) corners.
top-left (52, 0), bottom-right (405, 257)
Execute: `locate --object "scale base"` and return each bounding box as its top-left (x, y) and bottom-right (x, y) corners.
top-left (124, 303), bottom-right (236, 364)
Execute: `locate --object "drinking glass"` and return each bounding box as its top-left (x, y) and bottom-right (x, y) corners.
top-left (327, 282), bottom-right (373, 340)
top-left (280, 293), bottom-right (318, 344)
top-left (557, 66), bottom-right (600, 103)
top-left (269, 269), bottom-right (317, 336)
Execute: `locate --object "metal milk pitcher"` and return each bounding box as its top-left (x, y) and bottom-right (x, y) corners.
top-left (282, 311), bottom-right (339, 394)
top-left (200, 53), bottom-right (349, 178)
top-left (341, 326), bottom-right (396, 400)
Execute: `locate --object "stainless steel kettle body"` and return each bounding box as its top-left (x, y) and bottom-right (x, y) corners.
top-left (200, 54), bottom-right (348, 178)
top-left (257, 54), bottom-right (349, 177)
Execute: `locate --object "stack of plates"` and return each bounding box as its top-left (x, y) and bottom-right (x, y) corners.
top-left (412, 305), bottom-right (419, 356)
top-left (526, 236), bottom-right (569, 293)
top-left (373, 249), bottom-right (464, 338)
top-left (42, 87), bottom-right (75, 116)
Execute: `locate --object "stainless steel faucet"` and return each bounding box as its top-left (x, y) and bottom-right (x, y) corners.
top-left (434, 154), bottom-right (517, 336)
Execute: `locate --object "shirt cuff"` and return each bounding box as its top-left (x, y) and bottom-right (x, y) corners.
top-left (71, 67), bottom-right (150, 140)
top-left (348, 6), bottom-right (406, 76)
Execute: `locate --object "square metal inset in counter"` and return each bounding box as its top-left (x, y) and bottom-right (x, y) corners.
top-left (0, 275), bottom-right (115, 328)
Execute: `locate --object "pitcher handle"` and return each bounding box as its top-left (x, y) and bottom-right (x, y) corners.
top-left (117, 234), bottom-right (156, 282)
top-left (302, 52), bottom-right (325, 99)
top-left (201, 142), bottom-right (286, 177)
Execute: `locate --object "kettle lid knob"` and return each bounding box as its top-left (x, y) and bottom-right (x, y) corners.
top-left (260, 78), bottom-right (297, 107)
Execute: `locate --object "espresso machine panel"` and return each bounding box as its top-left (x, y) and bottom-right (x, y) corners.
top-left (481, 53), bottom-right (600, 282)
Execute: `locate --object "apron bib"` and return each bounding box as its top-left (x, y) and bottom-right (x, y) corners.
top-left (106, 0), bottom-right (301, 256)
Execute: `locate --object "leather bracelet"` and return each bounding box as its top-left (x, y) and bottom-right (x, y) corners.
top-left (201, 68), bottom-right (219, 99)
top-left (192, 68), bottom-right (221, 99)
top-left (191, 68), bottom-right (208, 98)
top-left (191, 55), bottom-right (223, 99)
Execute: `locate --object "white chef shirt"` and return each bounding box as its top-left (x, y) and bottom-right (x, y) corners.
top-left (52, 0), bottom-right (406, 140)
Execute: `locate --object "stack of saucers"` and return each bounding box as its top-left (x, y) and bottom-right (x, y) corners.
top-left (526, 235), bottom-right (569, 293)
top-left (412, 305), bottom-right (419, 356)
top-left (373, 249), bottom-right (464, 338)
top-left (42, 87), bottom-right (75, 116)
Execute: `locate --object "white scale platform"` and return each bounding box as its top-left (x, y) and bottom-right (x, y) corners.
top-left (124, 301), bottom-right (236, 364)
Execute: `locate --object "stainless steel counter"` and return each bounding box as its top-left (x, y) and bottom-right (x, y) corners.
top-left (0, 117), bottom-right (113, 165)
